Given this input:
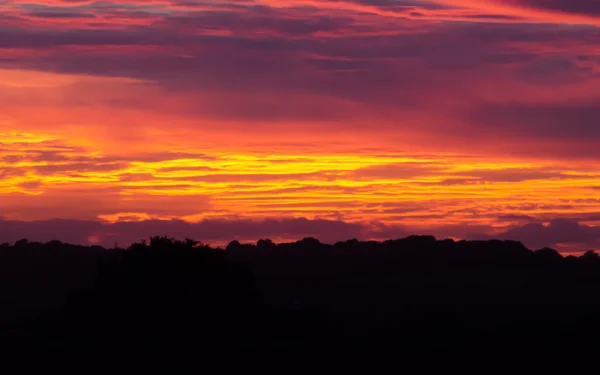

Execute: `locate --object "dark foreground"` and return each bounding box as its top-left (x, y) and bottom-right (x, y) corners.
top-left (1, 236), bottom-right (600, 369)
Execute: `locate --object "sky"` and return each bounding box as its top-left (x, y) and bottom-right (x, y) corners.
top-left (1, 0), bottom-right (600, 251)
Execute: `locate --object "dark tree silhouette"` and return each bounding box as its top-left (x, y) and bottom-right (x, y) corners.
top-left (1, 235), bottom-right (600, 370)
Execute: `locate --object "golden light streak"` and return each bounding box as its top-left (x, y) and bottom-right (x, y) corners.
top-left (3, 126), bottom-right (600, 234)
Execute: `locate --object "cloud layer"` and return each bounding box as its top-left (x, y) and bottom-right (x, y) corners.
top-left (1, 0), bottom-right (600, 251)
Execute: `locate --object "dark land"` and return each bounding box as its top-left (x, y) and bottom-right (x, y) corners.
top-left (1, 236), bottom-right (600, 369)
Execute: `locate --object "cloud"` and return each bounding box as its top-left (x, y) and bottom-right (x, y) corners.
top-left (454, 168), bottom-right (574, 183)
top-left (0, 217), bottom-right (366, 247)
top-left (2, 0), bottom-right (600, 246)
top-left (470, 219), bottom-right (600, 250)
top-left (432, 0), bottom-right (600, 24)
top-left (495, 0), bottom-right (600, 16)
top-left (2, 12), bottom-right (598, 156)
top-left (469, 102), bottom-right (600, 140)
top-left (2, 215), bottom-right (599, 253)
top-left (497, 214), bottom-right (538, 223)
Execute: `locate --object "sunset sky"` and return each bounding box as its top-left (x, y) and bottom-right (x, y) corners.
top-left (2, 0), bottom-right (600, 251)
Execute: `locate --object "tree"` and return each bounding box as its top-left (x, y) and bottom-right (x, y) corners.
top-left (257, 239), bottom-right (275, 249)
top-left (226, 240), bottom-right (241, 251)
top-left (15, 238), bottom-right (29, 247)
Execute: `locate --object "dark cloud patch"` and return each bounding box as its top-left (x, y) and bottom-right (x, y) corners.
top-left (32, 162), bottom-right (127, 175)
top-left (0, 189), bottom-right (212, 221)
top-left (1, 0), bottom-right (600, 158)
top-left (28, 11), bottom-right (96, 19)
top-left (2, 215), bottom-right (598, 252)
top-left (0, 217), bottom-right (366, 247)
top-left (0, 168), bottom-right (26, 180)
top-left (518, 57), bottom-right (598, 84)
top-left (456, 168), bottom-right (570, 182)
top-left (462, 14), bottom-right (523, 21)
top-left (352, 0), bottom-right (453, 10)
top-left (0, 218), bottom-right (105, 246)
top-left (470, 219), bottom-right (600, 250)
top-left (469, 102), bottom-right (600, 141)
top-left (497, 214), bottom-right (538, 222)
top-left (161, 9), bottom-right (359, 37)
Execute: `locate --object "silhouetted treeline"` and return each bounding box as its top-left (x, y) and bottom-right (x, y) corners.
top-left (2, 235), bottom-right (600, 369)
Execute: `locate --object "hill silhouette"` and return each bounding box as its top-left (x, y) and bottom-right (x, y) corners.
top-left (2, 235), bottom-right (600, 369)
